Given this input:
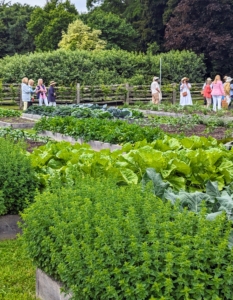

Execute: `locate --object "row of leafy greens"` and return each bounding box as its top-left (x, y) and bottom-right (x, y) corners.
top-left (30, 134), bottom-right (233, 192)
top-left (25, 104), bottom-right (143, 119)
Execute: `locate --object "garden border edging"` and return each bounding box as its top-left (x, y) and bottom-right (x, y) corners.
top-left (36, 269), bottom-right (72, 300)
top-left (39, 131), bottom-right (122, 151)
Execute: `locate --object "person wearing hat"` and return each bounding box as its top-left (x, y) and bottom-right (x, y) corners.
top-left (203, 78), bottom-right (212, 108)
top-left (180, 77), bottom-right (192, 106)
top-left (151, 76), bottom-right (161, 104)
top-left (48, 81), bottom-right (57, 106)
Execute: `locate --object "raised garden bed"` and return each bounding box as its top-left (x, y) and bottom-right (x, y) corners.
top-left (36, 269), bottom-right (71, 300)
top-left (39, 131), bottom-right (122, 151)
top-left (0, 117), bottom-right (35, 129)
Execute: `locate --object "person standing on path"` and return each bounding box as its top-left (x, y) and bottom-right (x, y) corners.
top-left (224, 77), bottom-right (232, 106)
top-left (203, 78), bottom-right (212, 108)
top-left (36, 79), bottom-right (48, 106)
top-left (211, 75), bottom-right (225, 111)
top-left (28, 79), bottom-right (36, 108)
top-left (48, 81), bottom-right (57, 106)
top-left (21, 77), bottom-right (32, 111)
top-left (151, 76), bottom-right (161, 104)
top-left (180, 77), bottom-right (192, 106)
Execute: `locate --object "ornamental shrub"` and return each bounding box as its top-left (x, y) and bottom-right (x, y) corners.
top-left (21, 176), bottom-right (233, 299)
top-left (0, 138), bottom-right (37, 215)
top-left (0, 49), bottom-right (206, 85)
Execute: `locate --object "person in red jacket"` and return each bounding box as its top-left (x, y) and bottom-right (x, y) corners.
top-left (203, 78), bottom-right (212, 108)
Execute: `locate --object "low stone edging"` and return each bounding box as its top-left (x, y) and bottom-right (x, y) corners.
top-left (22, 113), bottom-right (42, 120)
top-left (0, 119), bottom-right (35, 129)
top-left (36, 269), bottom-right (72, 300)
top-left (138, 109), bottom-right (184, 118)
top-left (0, 215), bottom-right (22, 240)
top-left (39, 131), bottom-right (122, 152)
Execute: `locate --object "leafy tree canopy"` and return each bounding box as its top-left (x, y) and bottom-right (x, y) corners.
top-left (164, 0), bottom-right (233, 75)
top-left (0, 1), bottom-right (35, 58)
top-left (27, 0), bottom-right (78, 51)
top-left (81, 8), bottom-right (138, 51)
top-left (58, 19), bottom-right (106, 50)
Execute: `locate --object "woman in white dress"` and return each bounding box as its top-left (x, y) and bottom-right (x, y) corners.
top-left (180, 77), bottom-right (192, 106)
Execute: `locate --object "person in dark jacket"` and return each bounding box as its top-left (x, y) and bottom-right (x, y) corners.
top-left (48, 81), bottom-right (56, 106)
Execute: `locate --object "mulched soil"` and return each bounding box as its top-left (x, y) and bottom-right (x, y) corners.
top-left (25, 139), bottom-right (45, 152)
top-left (159, 124), bottom-right (228, 140)
top-left (0, 117), bottom-right (34, 123)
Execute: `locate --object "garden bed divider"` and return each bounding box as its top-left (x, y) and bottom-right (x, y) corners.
top-left (36, 269), bottom-right (72, 300)
top-left (39, 131), bottom-right (122, 152)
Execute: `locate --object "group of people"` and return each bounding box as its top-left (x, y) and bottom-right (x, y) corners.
top-left (21, 78), bottom-right (57, 111)
top-left (202, 75), bottom-right (233, 111)
top-left (151, 75), bottom-right (233, 111)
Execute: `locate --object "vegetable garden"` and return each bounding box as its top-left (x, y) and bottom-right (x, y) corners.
top-left (1, 103), bottom-right (233, 299)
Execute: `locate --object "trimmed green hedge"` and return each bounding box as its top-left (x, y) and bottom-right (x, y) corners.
top-left (0, 49), bottom-right (206, 85)
top-left (21, 176), bottom-right (233, 299)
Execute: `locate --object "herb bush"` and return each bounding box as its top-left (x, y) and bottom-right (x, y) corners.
top-left (0, 49), bottom-right (206, 85)
top-left (34, 116), bottom-right (164, 144)
top-left (21, 176), bottom-right (233, 299)
top-left (0, 108), bottom-right (21, 117)
top-left (0, 138), bottom-right (37, 215)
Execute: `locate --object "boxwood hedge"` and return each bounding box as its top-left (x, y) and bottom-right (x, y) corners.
top-left (21, 176), bottom-right (233, 299)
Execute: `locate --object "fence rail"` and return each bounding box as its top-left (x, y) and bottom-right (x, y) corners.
top-left (0, 83), bottom-right (204, 107)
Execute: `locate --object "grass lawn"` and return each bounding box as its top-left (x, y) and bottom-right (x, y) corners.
top-left (0, 239), bottom-right (36, 300)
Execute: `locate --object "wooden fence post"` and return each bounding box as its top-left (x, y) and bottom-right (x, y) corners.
top-left (172, 83), bottom-right (176, 104)
top-left (76, 83), bottom-right (80, 104)
top-left (125, 83), bottom-right (130, 104)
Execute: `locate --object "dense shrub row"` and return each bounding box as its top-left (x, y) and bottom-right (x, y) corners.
top-left (0, 49), bottom-right (206, 85)
top-left (21, 175), bottom-right (233, 299)
top-left (0, 138), bottom-right (37, 215)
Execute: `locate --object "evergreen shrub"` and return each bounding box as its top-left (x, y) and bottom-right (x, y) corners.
top-left (0, 138), bottom-right (37, 215)
top-left (0, 49), bottom-right (206, 85)
top-left (21, 176), bottom-right (233, 299)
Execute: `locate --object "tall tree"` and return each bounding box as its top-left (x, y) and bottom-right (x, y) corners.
top-left (0, 2), bottom-right (35, 58)
top-left (164, 0), bottom-right (233, 74)
top-left (27, 0), bottom-right (78, 51)
top-left (81, 8), bottom-right (138, 51)
top-left (86, 0), bottom-right (168, 52)
top-left (58, 19), bottom-right (106, 50)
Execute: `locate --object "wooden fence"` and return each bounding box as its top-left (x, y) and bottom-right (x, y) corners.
top-left (0, 83), bottom-right (204, 107)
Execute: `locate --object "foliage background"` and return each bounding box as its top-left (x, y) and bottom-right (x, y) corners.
top-left (0, 49), bottom-right (205, 85)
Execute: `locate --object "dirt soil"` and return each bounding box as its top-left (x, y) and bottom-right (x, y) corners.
top-left (25, 139), bottom-right (45, 152)
top-left (0, 117), bottom-right (34, 123)
top-left (159, 124), bottom-right (228, 140)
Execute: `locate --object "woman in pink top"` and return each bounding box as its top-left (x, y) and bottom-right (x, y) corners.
top-left (211, 75), bottom-right (225, 111)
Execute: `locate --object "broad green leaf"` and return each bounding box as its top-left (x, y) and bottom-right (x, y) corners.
top-left (119, 168), bottom-right (138, 184)
top-left (206, 211), bottom-right (223, 221)
top-left (142, 168), bottom-right (169, 199)
top-left (206, 181), bottom-right (220, 199)
top-left (179, 191), bottom-right (212, 213)
top-left (168, 176), bottom-right (186, 190)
